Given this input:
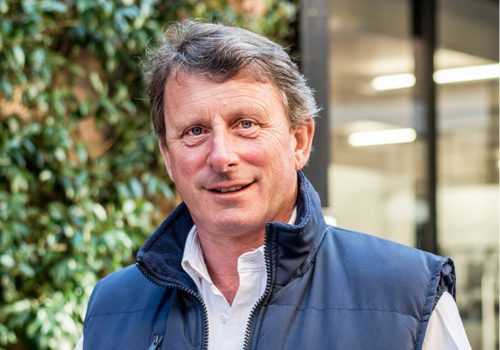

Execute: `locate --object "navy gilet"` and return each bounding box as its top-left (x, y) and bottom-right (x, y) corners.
top-left (83, 172), bottom-right (455, 350)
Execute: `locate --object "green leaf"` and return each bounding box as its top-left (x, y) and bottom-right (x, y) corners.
top-left (129, 178), bottom-right (143, 198)
top-left (18, 263), bottom-right (35, 278)
top-left (40, 0), bottom-right (68, 13)
top-left (79, 100), bottom-right (91, 117)
top-left (122, 199), bottom-right (136, 214)
top-left (0, 323), bottom-right (17, 345)
top-left (76, 143), bottom-right (88, 163)
top-left (67, 62), bottom-right (85, 77)
top-left (0, 0), bottom-right (8, 14)
top-left (146, 175), bottom-right (157, 196)
top-left (39, 170), bottom-right (52, 182)
top-left (92, 203), bottom-right (107, 221)
top-left (1, 81), bottom-right (13, 100)
top-left (54, 148), bottom-right (66, 161)
top-left (10, 299), bottom-right (31, 313)
top-left (100, 97), bottom-right (120, 123)
top-left (0, 254), bottom-right (15, 268)
top-left (32, 48), bottom-right (46, 68)
top-left (11, 174), bottom-right (28, 193)
top-left (22, 139), bottom-right (36, 154)
top-left (12, 46), bottom-right (25, 69)
top-left (89, 72), bottom-right (104, 94)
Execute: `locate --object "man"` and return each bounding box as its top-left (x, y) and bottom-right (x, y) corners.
top-left (77, 22), bottom-right (471, 349)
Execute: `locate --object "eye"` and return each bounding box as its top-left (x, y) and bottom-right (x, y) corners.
top-left (189, 127), bottom-right (203, 136)
top-left (241, 120), bottom-right (253, 129)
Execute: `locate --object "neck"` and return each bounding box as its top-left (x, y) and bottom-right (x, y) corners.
top-left (197, 230), bottom-right (264, 305)
top-left (194, 205), bottom-right (295, 305)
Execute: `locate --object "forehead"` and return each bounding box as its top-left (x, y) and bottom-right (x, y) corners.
top-left (163, 73), bottom-right (286, 122)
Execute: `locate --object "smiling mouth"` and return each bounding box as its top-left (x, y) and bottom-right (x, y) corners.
top-left (210, 183), bottom-right (252, 193)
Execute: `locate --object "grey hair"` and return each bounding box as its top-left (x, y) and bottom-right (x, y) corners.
top-left (143, 20), bottom-right (320, 147)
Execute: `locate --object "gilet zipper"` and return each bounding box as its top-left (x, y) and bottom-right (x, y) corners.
top-left (147, 335), bottom-right (164, 350)
top-left (136, 261), bottom-right (210, 350)
top-left (242, 223), bottom-right (273, 350)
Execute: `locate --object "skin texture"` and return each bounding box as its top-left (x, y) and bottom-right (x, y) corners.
top-left (159, 73), bottom-right (314, 303)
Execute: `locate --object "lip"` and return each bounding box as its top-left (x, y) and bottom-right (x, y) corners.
top-left (205, 181), bottom-right (254, 194)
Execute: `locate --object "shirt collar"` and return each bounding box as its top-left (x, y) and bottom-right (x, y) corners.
top-left (181, 207), bottom-right (297, 289)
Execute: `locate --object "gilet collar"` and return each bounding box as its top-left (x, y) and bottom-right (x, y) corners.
top-left (136, 171), bottom-right (327, 293)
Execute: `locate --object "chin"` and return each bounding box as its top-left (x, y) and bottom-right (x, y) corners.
top-left (214, 217), bottom-right (253, 231)
top-left (211, 214), bottom-right (263, 234)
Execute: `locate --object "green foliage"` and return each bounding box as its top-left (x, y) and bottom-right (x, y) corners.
top-left (0, 0), bottom-right (297, 349)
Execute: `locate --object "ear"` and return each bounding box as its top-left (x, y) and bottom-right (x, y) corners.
top-left (159, 140), bottom-right (176, 183)
top-left (293, 119), bottom-right (315, 171)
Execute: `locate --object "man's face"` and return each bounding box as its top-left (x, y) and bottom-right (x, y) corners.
top-left (160, 73), bottom-right (313, 240)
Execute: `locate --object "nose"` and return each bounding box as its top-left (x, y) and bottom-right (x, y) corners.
top-left (207, 128), bottom-right (239, 172)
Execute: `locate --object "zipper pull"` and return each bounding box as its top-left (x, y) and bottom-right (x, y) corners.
top-left (147, 335), bottom-right (164, 350)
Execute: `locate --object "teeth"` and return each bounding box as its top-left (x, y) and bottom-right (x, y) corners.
top-left (215, 185), bottom-right (243, 193)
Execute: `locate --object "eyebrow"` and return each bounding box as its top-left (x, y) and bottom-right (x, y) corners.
top-left (220, 102), bottom-right (269, 118)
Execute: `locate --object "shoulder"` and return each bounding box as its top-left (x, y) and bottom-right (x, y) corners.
top-left (85, 265), bottom-right (170, 321)
top-left (317, 226), bottom-right (454, 309)
top-left (324, 225), bottom-right (449, 271)
top-left (83, 265), bottom-right (177, 348)
top-left (91, 264), bottom-right (149, 299)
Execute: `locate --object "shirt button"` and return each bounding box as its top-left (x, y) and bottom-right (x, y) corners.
top-left (220, 314), bottom-right (228, 324)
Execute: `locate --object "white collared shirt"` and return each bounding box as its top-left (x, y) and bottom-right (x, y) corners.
top-left (181, 208), bottom-right (297, 350)
top-left (182, 231), bottom-right (266, 350)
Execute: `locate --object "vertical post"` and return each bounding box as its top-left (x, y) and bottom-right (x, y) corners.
top-left (413, 0), bottom-right (437, 254)
top-left (299, 0), bottom-right (330, 207)
top-left (486, 81), bottom-right (499, 184)
top-left (481, 254), bottom-right (497, 350)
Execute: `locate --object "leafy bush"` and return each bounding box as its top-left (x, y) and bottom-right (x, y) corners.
top-left (0, 0), bottom-right (297, 349)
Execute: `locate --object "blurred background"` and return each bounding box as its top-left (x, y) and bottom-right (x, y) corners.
top-left (301, 0), bottom-right (499, 349)
top-left (0, 0), bottom-right (497, 349)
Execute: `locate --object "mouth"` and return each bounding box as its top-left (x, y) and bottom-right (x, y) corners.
top-left (209, 182), bottom-right (253, 193)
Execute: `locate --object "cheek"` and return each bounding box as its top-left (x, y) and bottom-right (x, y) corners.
top-left (171, 149), bottom-right (206, 178)
top-left (243, 135), bottom-right (295, 173)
